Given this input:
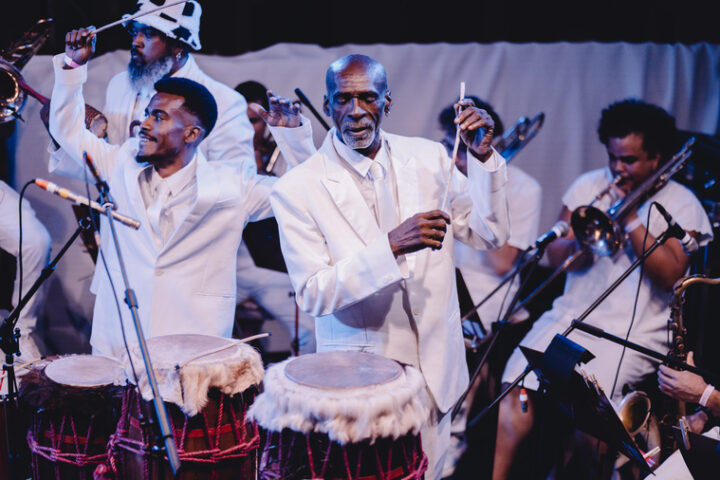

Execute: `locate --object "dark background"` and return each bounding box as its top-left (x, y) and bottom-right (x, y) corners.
top-left (2, 0), bottom-right (720, 58)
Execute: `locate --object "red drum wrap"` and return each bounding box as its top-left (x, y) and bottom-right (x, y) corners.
top-left (19, 355), bottom-right (123, 479)
top-left (107, 334), bottom-right (264, 479)
top-left (249, 351), bottom-right (431, 480)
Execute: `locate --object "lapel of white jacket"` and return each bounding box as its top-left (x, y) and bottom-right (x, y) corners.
top-left (162, 151), bottom-right (218, 252)
top-left (385, 133), bottom-right (421, 272)
top-left (123, 152), bottom-right (157, 250)
top-left (318, 134), bottom-right (380, 245)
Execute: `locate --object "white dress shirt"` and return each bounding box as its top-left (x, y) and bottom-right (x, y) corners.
top-left (139, 157), bottom-right (198, 248)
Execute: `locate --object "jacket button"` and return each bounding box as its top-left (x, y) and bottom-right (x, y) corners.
top-left (412, 307), bottom-right (420, 315)
top-left (156, 270), bottom-right (164, 276)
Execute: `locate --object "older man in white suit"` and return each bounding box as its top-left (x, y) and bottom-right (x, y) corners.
top-left (257, 54), bottom-right (510, 479)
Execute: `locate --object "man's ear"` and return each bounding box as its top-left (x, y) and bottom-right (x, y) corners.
top-left (323, 94), bottom-right (330, 117)
top-left (184, 125), bottom-right (204, 145)
top-left (384, 90), bottom-right (392, 115)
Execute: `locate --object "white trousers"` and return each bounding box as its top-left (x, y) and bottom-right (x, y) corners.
top-left (422, 397), bottom-right (453, 480)
top-left (0, 181), bottom-right (51, 359)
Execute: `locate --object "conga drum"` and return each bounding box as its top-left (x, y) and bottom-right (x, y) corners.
top-left (249, 351), bottom-right (431, 479)
top-left (108, 334), bottom-right (263, 479)
top-left (20, 355), bottom-right (123, 479)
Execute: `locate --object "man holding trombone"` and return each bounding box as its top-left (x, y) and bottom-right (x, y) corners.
top-left (493, 99), bottom-right (713, 478)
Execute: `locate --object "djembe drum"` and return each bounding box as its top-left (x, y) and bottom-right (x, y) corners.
top-left (20, 355), bottom-right (123, 479)
top-left (107, 334), bottom-right (264, 479)
top-left (249, 351), bottom-right (430, 480)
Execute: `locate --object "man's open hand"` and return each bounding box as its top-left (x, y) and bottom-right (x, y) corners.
top-left (249, 90), bottom-right (301, 128)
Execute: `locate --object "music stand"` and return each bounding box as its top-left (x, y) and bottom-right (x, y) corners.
top-left (521, 336), bottom-right (652, 475)
top-left (672, 427), bottom-right (720, 480)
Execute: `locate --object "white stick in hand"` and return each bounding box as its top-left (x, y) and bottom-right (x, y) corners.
top-left (92, 0), bottom-right (191, 35)
top-left (440, 81), bottom-right (465, 210)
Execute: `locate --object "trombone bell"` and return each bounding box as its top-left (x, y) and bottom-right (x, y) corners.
top-left (571, 205), bottom-right (623, 256)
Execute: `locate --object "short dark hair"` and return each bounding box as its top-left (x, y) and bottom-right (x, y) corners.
top-left (154, 77), bottom-right (218, 135)
top-left (598, 99), bottom-right (677, 162)
top-left (234, 80), bottom-right (269, 110)
top-left (438, 95), bottom-right (504, 139)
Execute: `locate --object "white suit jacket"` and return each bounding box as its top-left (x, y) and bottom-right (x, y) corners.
top-left (270, 127), bottom-right (509, 412)
top-left (49, 54), bottom-right (279, 357)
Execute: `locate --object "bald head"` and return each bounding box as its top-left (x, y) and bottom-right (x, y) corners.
top-left (322, 55), bottom-right (392, 158)
top-left (325, 54), bottom-right (388, 95)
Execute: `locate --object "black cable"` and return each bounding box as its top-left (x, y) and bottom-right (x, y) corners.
top-left (17, 180), bottom-right (35, 312)
top-left (610, 204), bottom-right (654, 399)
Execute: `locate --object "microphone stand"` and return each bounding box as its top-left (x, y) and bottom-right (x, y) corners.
top-left (452, 243), bottom-right (545, 418)
top-left (85, 154), bottom-right (181, 475)
top-left (570, 320), bottom-right (720, 386)
top-left (0, 213), bottom-right (94, 479)
top-left (294, 88), bottom-right (331, 132)
top-left (468, 225), bottom-right (675, 429)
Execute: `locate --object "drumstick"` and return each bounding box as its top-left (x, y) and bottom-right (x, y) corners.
top-left (265, 146), bottom-right (281, 174)
top-left (440, 81), bottom-right (465, 211)
top-left (89, 0), bottom-right (191, 35)
top-left (173, 333), bottom-right (271, 369)
top-left (236, 332), bottom-right (271, 344)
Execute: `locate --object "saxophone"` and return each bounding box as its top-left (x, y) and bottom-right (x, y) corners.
top-left (659, 274), bottom-right (720, 458)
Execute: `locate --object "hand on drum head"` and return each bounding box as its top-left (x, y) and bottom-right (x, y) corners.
top-left (388, 210), bottom-right (450, 258)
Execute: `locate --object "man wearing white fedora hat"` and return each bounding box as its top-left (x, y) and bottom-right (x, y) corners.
top-left (49, 0), bottom-right (254, 171)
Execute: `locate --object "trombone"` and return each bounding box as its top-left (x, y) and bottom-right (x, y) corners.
top-left (571, 137), bottom-right (696, 256)
top-left (493, 112), bottom-right (545, 162)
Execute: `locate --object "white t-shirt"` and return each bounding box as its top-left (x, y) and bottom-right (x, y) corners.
top-left (503, 167), bottom-right (713, 399)
top-left (454, 164), bottom-right (542, 327)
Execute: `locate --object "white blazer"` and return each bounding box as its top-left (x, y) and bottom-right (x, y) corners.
top-left (48, 54), bottom-right (278, 357)
top-left (270, 127), bottom-right (509, 412)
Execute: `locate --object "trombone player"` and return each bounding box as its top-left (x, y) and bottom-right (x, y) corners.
top-left (493, 99), bottom-right (713, 479)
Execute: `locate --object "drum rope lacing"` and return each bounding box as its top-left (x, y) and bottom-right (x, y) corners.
top-left (27, 412), bottom-right (109, 478)
top-left (260, 430), bottom-right (428, 480)
top-left (104, 387), bottom-right (259, 474)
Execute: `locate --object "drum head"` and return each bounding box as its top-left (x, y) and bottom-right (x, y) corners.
top-left (44, 355), bottom-right (122, 387)
top-left (143, 334), bottom-right (239, 369)
top-left (284, 351), bottom-right (401, 390)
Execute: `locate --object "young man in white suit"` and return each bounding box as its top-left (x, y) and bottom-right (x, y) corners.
top-left (256, 54), bottom-right (510, 479)
top-left (47, 28), bottom-right (293, 358)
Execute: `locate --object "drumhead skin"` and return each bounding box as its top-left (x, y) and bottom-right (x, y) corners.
top-left (249, 351), bottom-right (431, 444)
top-left (44, 355), bottom-right (122, 387)
top-left (285, 351), bottom-right (402, 389)
top-left (121, 334), bottom-right (264, 416)
top-left (142, 333), bottom-right (239, 368)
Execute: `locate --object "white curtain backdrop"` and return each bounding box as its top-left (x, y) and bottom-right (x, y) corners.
top-left (9, 41), bottom-right (720, 351)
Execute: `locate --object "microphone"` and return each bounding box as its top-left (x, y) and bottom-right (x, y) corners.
top-left (534, 221), bottom-right (569, 250)
top-left (83, 152), bottom-right (112, 203)
top-left (652, 202), bottom-right (699, 254)
top-left (34, 179), bottom-right (140, 230)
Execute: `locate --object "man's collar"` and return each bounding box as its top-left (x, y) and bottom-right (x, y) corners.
top-left (147, 153), bottom-right (198, 197)
top-left (331, 128), bottom-right (389, 178)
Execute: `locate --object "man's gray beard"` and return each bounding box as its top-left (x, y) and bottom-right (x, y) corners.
top-left (128, 55), bottom-right (174, 93)
top-left (341, 127), bottom-right (376, 150)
